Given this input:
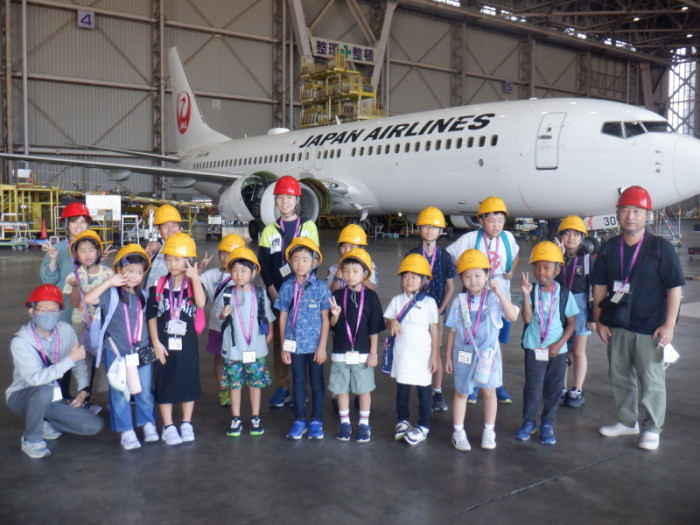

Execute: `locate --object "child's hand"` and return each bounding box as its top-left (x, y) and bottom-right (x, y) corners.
top-left (388, 319), bottom-right (402, 336)
top-left (103, 243), bottom-right (117, 257)
top-left (314, 347), bottom-right (327, 365)
top-left (548, 345), bottom-right (561, 359)
top-left (154, 342), bottom-right (168, 364)
top-left (329, 296), bottom-right (341, 318)
top-left (185, 259), bottom-right (199, 280)
top-left (221, 304), bottom-right (232, 318)
top-left (445, 356), bottom-right (453, 375)
top-left (42, 242), bottom-right (59, 260)
top-left (520, 272), bottom-right (533, 295)
top-left (281, 350), bottom-right (292, 365)
top-left (110, 273), bottom-right (127, 287)
top-left (429, 354), bottom-right (439, 373)
top-left (197, 252), bottom-right (214, 274)
top-left (145, 241), bottom-right (161, 258)
top-left (489, 279), bottom-right (501, 295)
top-left (65, 274), bottom-right (78, 287)
top-left (366, 353), bottom-right (378, 368)
top-left (587, 321), bottom-right (596, 331)
top-left (503, 270), bottom-right (514, 280)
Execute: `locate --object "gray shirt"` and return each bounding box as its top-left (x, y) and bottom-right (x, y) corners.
top-left (146, 248), bottom-right (168, 289)
top-left (221, 286), bottom-right (276, 361)
top-left (99, 287), bottom-right (150, 355)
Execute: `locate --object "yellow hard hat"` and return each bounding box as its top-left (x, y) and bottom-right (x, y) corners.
top-left (416, 206), bottom-right (446, 228)
top-left (398, 253), bottom-right (432, 279)
top-left (558, 215), bottom-right (588, 235)
top-left (69, 230), bottom-right (103, 257)
top-left (218, 233), bottom-right (246, 253)
top-left (226, 247), bottom-right (261, 273)
top-left (285, 236), bottom-right (322, 264)
top-left (457, 249), bottom-right (491, 274)
top-left (113, 244), bottom-right (151, 273)
top-left (154, 204), bottom-right (182, 225)
top-left (338, 247), bottom-right (373, 279)
top-left (162, 232), bottom-right (197, 258)
top-left (337, 224), bottom-right (367, 246)
top-left (530, 241), bottom-right (564, 264)
top-left (477, 196), bottom-right (508, 216)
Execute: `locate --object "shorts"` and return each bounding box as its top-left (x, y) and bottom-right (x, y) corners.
top-left (205, 329), bottom-right (223, 356)
top-left (328, 361), bottom-right (375, 395)
top-left (221, 357), bottom-right (272, 389)
top-left (572, 293), bottom-right (592, 337)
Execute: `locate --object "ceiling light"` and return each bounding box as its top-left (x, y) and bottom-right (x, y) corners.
top-left (687, 33), bottom-right (693, 38)
top-left (633, 17), bottom-right (640, 22)
top-left (681, 6), bottom-right (688, 10)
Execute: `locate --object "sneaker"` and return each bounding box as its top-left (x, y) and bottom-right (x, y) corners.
top-left (559, 387), bottom-right (569, 406)
top-left (337, 422), bottom-right (351, 441)
top-left (514, 420), bottom-right (537, 441)
top-left (226, 417), bottom-right (242, 438)
top-left (42, 421), bottom-right (61, 440)
top-left (566, 388), bottom-right (585, 408)
top-left (286, 419), bottom-right (308, 440)
top-left (120, 430), bottom-right (141, 451)
top-left (218, 389), bottom-right (231, 407)
top-left (162, 425), bottom-right (182, 446)
top-left (404, 426), bottom-right (428, 446)
top-left (496, 385), bottom-right (512, 404)
top-left (452, 429), bottom-right (471, 451)
top-left (250, 417), bottom-right (264, 436)
top-left (599, 421), bottom-right (640, 437)
top-left (308, 420), bottom-right (324, 440)
top-left (142, 422), bottom-right (159, 443)
top-left (21, 438), bottom-right (50, 459)
top-left (269, 386), bottom-right (290, 408)
top-left (467, 387), bottom-right (479, 404)
top-left (180, 422), bottom-right (195, 442)
top-left (638, 431), bottom-right (660, 451)
top-left (540, 423), bottom-right (556, 445)
top-left (395, 420), bottom-right (411, 441)
top-left (481, 428), bottom-right (497, 449)
top-left (356, 424), bottom-right (371, 443)
top-left (432, 392), bottom-right (448, 412)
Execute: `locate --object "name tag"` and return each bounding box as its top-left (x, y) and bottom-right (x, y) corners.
top-left (166, 319), bottom-right (187, 336)
top-left (52, 384), bottom-right (63, 402)
top-left (169, 337), bottom-right (183, 351)
top-left (610, 292), bottom-right (625, 304)
top-left (535, 348), bottom-right (549, 361)
top-left (457, 350), bottom-right (472, 364)
top-left (283, 339), bottom-right (297, 353)
top-left (345, 351), bottom-right (360, 365)
top-left (242, 350), bottom-right (256, 364)
top-left (279, 264), bottom-right (291, 278)
top-left (613, 281), bottom-right (630, 293)
top-left (308, 302), bottom-right (318, 309)
top-left (125, 353), bottom-right (139, 368)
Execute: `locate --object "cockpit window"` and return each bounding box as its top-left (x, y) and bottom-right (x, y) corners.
top-left (643, 121), bottom-right (672, 133)
top-left (624, 121), bottom-right (645, 137)
top-left (602, 122), bottom-right (623, 137)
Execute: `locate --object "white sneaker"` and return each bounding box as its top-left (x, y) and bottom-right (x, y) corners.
top-left (404, 426), bottom-right (428, 446)
top-left (599, 421), bottom-right (640, 437)
top-left (21, 438), bottom-right (50, 459)
top-left (638, 431), bottom-right (660, 451)
top-left (120, 430), bottom-right (142, 451)
top-left (142, 422), bottom-right (159, 443)
top-left (180, 422), bottom-right (195, 442)
top-left (42, 421), bottom-right (62, 440)
top-left (481, 428), bottom-right (497, 450)
top-left (452, 429), bottom-right (471, 451)
top-left (394, 420), bottom-right (411, 441)
top-left (162, 425), bottom-right (182, 446)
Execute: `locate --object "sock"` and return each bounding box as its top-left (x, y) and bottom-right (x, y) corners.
top-left (433, 388), bottom-right (442, 394)
top-left (453, 424), bottom-right (464, 432)
top-left (359, 410), bottom-right (370, 426)
top-left (339, 409), bottom-right (350, 425)
top-left (484, 423), bottom-right (495, 431)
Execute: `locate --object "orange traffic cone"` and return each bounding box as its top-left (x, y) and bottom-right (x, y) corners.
top-left (39, 219), bottom-right (48, 240)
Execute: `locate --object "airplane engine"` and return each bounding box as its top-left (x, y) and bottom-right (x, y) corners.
top-left (450, 215), bottom-right (480, 230)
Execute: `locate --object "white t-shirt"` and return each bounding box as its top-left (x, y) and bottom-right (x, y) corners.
top-left (201, 268), bottom-right (230, 331)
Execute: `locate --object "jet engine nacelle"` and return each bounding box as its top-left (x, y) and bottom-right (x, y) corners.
top-left (450, 215), bottom-right (480, 230)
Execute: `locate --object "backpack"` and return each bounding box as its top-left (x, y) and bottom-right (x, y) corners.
top-left (221, 284), bottom-right (269, 345)
top-left (475, 230), bottom-right (513, 273)
top-left (92, 287), bottom-right (147, 367)
top-left (521, 283), bottom-right (571, 350)
top-left (155, 275), bottom-right (206, 334)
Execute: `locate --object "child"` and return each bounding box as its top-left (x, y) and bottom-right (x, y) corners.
top-left (516, 241), bottom-right (578, 445)
top-left (219, 247), bottom-right (275, 437)
top-left (84, 244), bottom-right (157, 450)
top-left (147, 232), bottom-right (206, 446)
top-left (327, 224), bottom-right (378, 291)
top-left (201, 233), bottom-right (246, 407)
top-left (407, 206), bottom-right (456, 413)
top-left (446, 196), bottom-right (520, 404)
top-left (274, 237), bottom-right (331, 440)
top-left (445, 250), bottom-right (519, 451)
top-left (384, 254), bottom-right (439, 445)
top-left (258, 176), bottom-right (319, 409)
top-left (145, 204), bottom-right (183, 289)
top-left (555, 216), bottom-right (594, 408)
top-left (328, 248), bottom-right (384, 442)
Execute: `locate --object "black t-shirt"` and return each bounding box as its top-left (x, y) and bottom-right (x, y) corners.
top-left (331, 287), bottom-right (384, 354)
top-left (556, 253), bottom-right (590, 295)
top-left (590, 233), bottom-right (684, 334)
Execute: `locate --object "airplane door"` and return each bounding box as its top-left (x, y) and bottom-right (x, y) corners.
top-left (302, 150), bottom-right (312, 171)
top-left (536, 112), bottom-right (566, 169)
top-left (314, 147), bottom-right (324, 170)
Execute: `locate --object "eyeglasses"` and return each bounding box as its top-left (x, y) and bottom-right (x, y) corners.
top-left (34, 308), bottom-right (61, 313)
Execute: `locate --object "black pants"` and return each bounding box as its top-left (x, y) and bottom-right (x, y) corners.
top-left (396, 383), bottom-right (432, 428)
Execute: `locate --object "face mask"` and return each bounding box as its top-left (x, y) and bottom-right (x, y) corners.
top-left (33, 311), bottom-right (60, 332)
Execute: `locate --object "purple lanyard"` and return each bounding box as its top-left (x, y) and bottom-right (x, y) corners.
top-left (619, 233), bottom-right (645, 284)
top-left (290, 276), bottom-right (309, 333)
top-left (537, 282), bottom-right (558, 345)
top-left (484, 235), bottom-right (500, 268)
top-left (562, 256), bottom-right (578, 291)
top-left (233, 287), bottom-right (256, 347)
top-left (421, 245), bottom-right (438, 289)
top-left (168, 276), bottom-right (188, 321)
top-left (343, 286), bottom-right (365, 350)
top-left (464, 290), bottom-right (487, 348)
top-left (122, 297), bottom-right (143, 349)
top-left (30, 325), bottom-right (60, 365)
top-left (279, 217), bottom-right (301, 262)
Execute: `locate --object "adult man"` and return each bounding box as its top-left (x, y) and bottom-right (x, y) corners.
top-left (591, 186), bottom-right (684, 451)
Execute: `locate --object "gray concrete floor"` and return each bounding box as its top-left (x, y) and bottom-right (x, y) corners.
top-left (1, 224), bottom-right (699, 525)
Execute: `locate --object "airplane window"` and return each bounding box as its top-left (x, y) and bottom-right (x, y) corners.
top-left (337, 149), bottom-right (341, 158)
top-left (425, 141), bottom-right (431, 151)
top-left (445, 139), bottom-right (452, 150)
top-left (316, 151), bottom-right (321, 159)
top-left (385, 146), bottom-right (390, 155)
top-left (304, 152), bottom-right (309, 160)
top-left (397, 144), bottom-right (402, 153)
top-left (368, 146), bottom-right (373, 155)
top-left (467, 137), bottom-right (474, 148)
top-left (643, 121), bottom-right (672, 133)
top-left (456, 138), bottom-right (462, 148)
top-left (323, 150), bottom-right (328, 159)
top-left (377, 145), bottom-right (382, 154)
top-left (414, 142), bottom-right (420, 152)
top-left (601, 122), bottom-right (623, 137)
top-left (624, 122), bottom-right (645, 138)
top-left (491, 135), bottom-right (498, 146)
top-left (404, 143), bottom-right (409, 153)
top-left (329, 150), bottom-right (334, 159)
top-left (298, 152), bottom-right (302, 161)
top-left (479, 136), bottom-right (486, 147)
top-left (435, 140), bottom-right (441, 151)
top-left (286, 153), bottom-right (291, 162)
top-left (351, 147), bottom-right (356, 157)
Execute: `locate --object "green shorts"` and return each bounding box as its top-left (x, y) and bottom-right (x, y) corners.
top-left (221, 357), bottom-right (272, 390)
top-left (329, 361), bottom-right (376, 395)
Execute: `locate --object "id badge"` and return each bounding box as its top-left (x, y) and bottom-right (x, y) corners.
top-left (613, 281), bottom-right (630, 293)
top-left (125, 353), bottom-right (139, 368)
top-left (168, 337), bottom-right (183, 351)
top-left (52, 384), bottom-right (63, 402)
top-left (242, 350), bottom-right (256, 364)
top-left (457, 350), bottom-right (472, 365)
top-left (283, 339), bottom-right (297, 353)
top-left (345, 351), bottom-right (360, 365)
top-left (166, 319), bottom-right (187, 336)
top-left (610, 291), bottom-right (625, 304)
top-left (535, 348), bottom-right (549, 361)
top-left (279, 264), bottom-right (291, 278)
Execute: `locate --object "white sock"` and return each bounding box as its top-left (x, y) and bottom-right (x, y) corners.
top-left (453, 424), bottom-right (464, 432)
top-left (359, 410), bottom-right (370, 426)
top-left (339, 409), bottom-right (350, 425)
top-left (433, 388), bottom-right (442, 394)
top-left (484, 423), bottom-right (495, 431)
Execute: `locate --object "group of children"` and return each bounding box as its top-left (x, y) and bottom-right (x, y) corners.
top-left (11, 175), bottom-right (597, 458)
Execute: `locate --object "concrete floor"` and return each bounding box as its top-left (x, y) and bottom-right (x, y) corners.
top-left (1, 224), bottom-right (699, 525)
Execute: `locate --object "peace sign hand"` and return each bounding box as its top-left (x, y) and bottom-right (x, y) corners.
top-left (185, 259), bottom-right (200, 280)
top-left (520, 272), bottom-right (533, 295)
top-left (329, 296), bottom-right (342, 318)
top-left (197, 251), bottom-right (214, 273)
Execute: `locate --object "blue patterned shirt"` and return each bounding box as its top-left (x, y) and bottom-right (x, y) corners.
top-left (407, 244), bottom-right (456, 310)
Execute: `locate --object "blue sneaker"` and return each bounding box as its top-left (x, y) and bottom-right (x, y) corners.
top-left (308, 420), bottom-right (324, 440)
top-left (337, 422), bottom-right (351, 441)
top-left (286, 419), bottom-right (308, 440)
top-left (540, 424), bottom-right (556, 445)
top-left (269, 387), bottom-right (290, 408)
top-left (514, 420), bottom-right (537, 441)
top-left (467, 387), bottom-right (479, 404)
top-left (496, 385), bottom-right (512, 404)
top-left (356, 424), bottom-right (371, 443)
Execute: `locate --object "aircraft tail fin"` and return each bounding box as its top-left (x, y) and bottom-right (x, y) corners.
top-left (168, 47), bottom-right (230, 154)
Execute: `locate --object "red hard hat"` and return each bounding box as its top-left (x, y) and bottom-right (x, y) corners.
top-left (618, 186), bottom-right (652, 210)
top-left (25, 284), bottom-right (64, 309)
top-left (61, 202), bottom-right (92, 221)
top-left (274, 175), bottom-right (302, 196)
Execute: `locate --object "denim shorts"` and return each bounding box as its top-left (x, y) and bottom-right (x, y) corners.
top-left (329, 361), bottom-right (376, 395)
top-left (573, 293), bottom-right (592, 336)
top-left (221, 357), bottom-right (272, 389)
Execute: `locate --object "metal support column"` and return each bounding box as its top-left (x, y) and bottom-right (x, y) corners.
top-left (577, 52), bottom-right (591, 98)
top-left (272, 0), bottom-right (284, 129)
top-left (152, 0), bottom-right (165, 198)
top-left (450, 22), bottom-right (464, 107)
top-left (519, 37), bottom-right (536, 99)
top-left (370, 0), bottom-right (397, 90)
top-left (1, 0), bottom-right (14, 183)
top-left (286, 0), bottom-right (312, 60)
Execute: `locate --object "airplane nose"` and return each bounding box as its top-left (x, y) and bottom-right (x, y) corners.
top-left (673, 135), bottom-right (700, 200)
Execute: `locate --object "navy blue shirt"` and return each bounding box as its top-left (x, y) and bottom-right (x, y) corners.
top-left (407, 244), bottom-right (456, 309)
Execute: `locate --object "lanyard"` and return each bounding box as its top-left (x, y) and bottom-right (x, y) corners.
top-left (168, 276), bottom-right (188, 320)
top-left (233, 287), bottom-right (256, 347)
top-left (396, 293), bottom-right (417, 322)
top-left (619, 233), bottom-right (645, 284)
top-left (562, 256), bottom-right (578, 291)
top-left (30, 325), bottom-right (60, 365)
top-left (463, 290), bottom-right (487, 351)
top-left (421, 244), bottom-right (438, 289)
top-left (343, 286), bottom-right (365, 350)
top-left (122, 295), bottom-right (143, 350)
top-left (484, 235), bottom-right (500, 268)
top-left (290, 275), bottom-right (310, 334)
top-left (537, 282), bottom-right (558, 345)
top-left (279, 217), bottom-right (301, 262)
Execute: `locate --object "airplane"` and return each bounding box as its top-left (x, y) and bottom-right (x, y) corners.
top-left (1, 47), bottom-right (699, 235)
